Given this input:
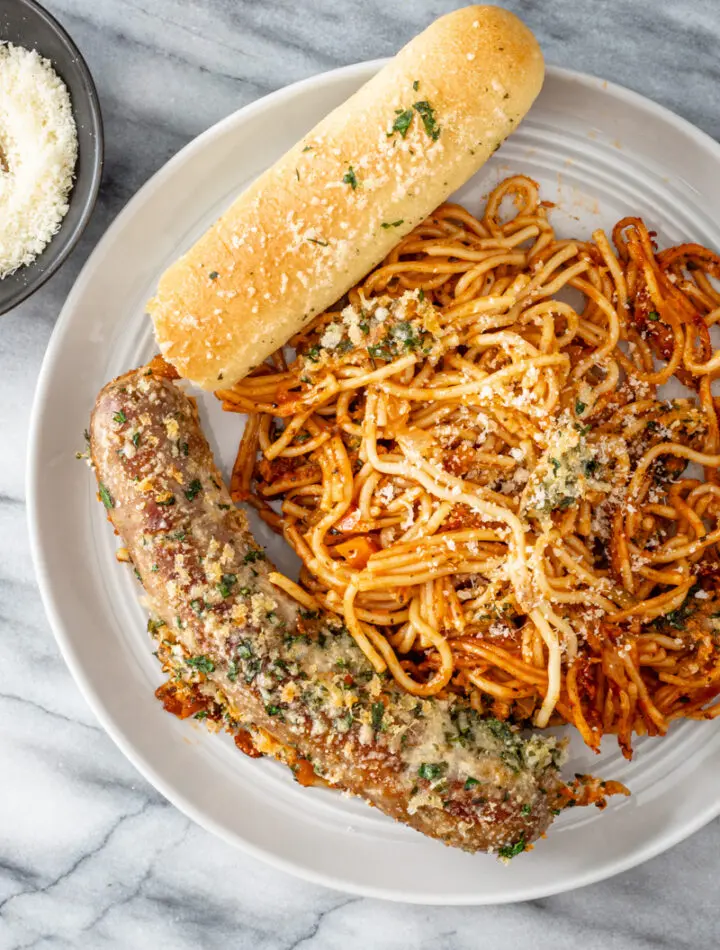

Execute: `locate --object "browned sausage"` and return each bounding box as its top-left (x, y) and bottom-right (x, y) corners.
top-left (90, 365), bottom-right (570, 856)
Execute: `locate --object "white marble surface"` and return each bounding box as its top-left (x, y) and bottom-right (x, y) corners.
top-left (3, 0), bottom-right (720, 945)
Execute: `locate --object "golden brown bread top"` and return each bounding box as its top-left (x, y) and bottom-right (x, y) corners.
top-left (148, 6), bottom-right (544, 389)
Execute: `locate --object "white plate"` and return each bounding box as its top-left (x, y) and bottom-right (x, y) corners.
top-left (27, 62), bottom-right (720, 904)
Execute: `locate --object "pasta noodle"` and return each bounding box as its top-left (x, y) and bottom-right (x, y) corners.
top-left (217, 175), bottom-right (720, 759)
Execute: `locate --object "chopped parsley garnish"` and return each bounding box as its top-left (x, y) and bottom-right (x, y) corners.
top-left (575, 399), bottom-right (586, 415)
top-left (156, 494), bottom-right (176, 506)
top-left (647, 310), bottom-right (660, 321)
top-left (184, 479), bottom-right (203, 501)
top-left (305, 344), bottom-right (321, 362)
top-left (521, 804), bottom-right (532, 816)
top-left (227, 660), bottom-right (239, 682)
top-left (113, 410), bottom-right (127, 425)
top-left (391, 108), bottom-right (414, 138)
top-left (209, 271), bottom-right (219, 280)
top-left (367, 343), bottom-right (396, 362)
top-left (131, 431), bottom-right (140, 447)
top-left (236, 641), bottom-right (254, 660)
top-left (217, 573), bottom-right (238, 598)
top-left (381, 219), bottom-right (404, 229)
top-left (190, 599), bottom-right (204, 616)
top-left (171, 530), bottom-right (186, 541)
top-left (413, 100), bottom-right (440, 140)
top-left (371, 701), bottom-right (385, 732)
top-left (453, 708), bottom-right (472, 737)
top-left (485, 717), bottom-right (515, 744)
top-left (368, 321), bottom-right (430, 364)
top-left (243, 549), bottom-right (266, 564)
top-left (98, 483), bottom-right (114, 510)
top-left (299, 608), bottom-right (320, 620)
top-left (498, 835), bottom-right (526, 860)
top-left (418, 762), bottom-right (446, 781)
top-left (342, 165), bottom-right (358, 189)
top-left (181, 442), bottom-right (189, 456)
top-left (186, 655), bottom-right (215, 674)
top-left (218, 503), bottom-right (231, 510)
top-left (194, 710), bottom-right (208, 720)
top-left (464, 777), bottom-right (480, 790)
top-left (146, 618), bottom-right (166, 634)
top-left (550, 457), bottom-right (560, 474)
top-left (302, 144), bottom-right (313, 152)
top-left (265, 704), bottom-right (281, 716)
top-left (412, 79), bottom-right (420, 91)
top-left (661, 584), bottom-right (700, 630)
top-left (394, 322), bottom-right (424, 351)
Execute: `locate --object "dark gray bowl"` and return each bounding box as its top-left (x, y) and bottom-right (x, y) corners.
top-left (0, 0), bottom-right (103, 314)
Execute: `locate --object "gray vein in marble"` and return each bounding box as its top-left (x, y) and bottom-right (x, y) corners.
top-left (0, 801), bottom-right (155, 919)
top-left (285, 898), bottom-right (362, 950)
top-left (0, 693), bottom-right (102, 735)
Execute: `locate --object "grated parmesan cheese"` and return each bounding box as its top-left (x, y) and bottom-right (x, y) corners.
top-left (0, 43), bottom-right (77, 278)
top-left (320, 323), bottom-right (344, 350)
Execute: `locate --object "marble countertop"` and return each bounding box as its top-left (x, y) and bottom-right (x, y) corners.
top-left (3, 0), bottom-right (720, 946)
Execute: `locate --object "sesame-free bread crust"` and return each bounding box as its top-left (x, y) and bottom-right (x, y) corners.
top-left (147, 6), bottom-right (544, 389)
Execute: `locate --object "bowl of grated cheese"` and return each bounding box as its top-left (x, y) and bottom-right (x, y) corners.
top-left (0, 0), bottom-right (103, 315)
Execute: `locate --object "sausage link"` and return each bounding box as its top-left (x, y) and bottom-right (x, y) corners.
top-left (90, 366), bottom-right (567, 854)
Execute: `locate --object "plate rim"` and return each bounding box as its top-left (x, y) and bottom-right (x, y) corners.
top-left (26, 60), bottom-right (720, 904)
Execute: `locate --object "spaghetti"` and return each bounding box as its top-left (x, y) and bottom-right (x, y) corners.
top-left (217, 175), bottom-right (720, 759)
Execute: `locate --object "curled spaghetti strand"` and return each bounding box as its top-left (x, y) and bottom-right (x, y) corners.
top-left (217, 176), bottom-right (720, 760)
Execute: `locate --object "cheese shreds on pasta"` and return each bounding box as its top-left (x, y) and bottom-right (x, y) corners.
top-left (218, 175), bottom-right (720, 762)
top-left (0, 42), bottom-right (78, 278)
